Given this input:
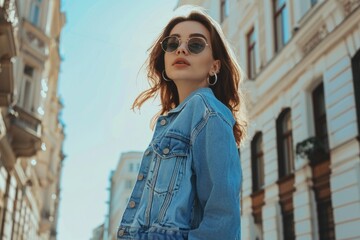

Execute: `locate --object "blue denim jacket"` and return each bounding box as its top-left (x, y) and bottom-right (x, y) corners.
top-left (118, 87), bottom-right (242, 240)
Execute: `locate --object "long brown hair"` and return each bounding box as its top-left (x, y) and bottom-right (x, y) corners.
top-left (132, 6), bottom-right (247, 145)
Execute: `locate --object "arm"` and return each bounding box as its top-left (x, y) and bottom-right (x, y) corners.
top-left (189, 113), bottom-right (242, 240)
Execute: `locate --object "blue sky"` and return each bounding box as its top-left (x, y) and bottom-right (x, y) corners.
top-left (58, 1), bottom-right (178, 239)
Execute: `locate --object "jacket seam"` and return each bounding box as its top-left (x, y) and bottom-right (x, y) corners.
top-left (195, 93), bottom-right (233, 127)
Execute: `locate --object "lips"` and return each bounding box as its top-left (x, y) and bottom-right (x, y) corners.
top-left (172, 58), bottom-right (190, 66)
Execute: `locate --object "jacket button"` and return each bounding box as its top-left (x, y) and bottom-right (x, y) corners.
top-left (160, 119), bottom-right (167, 126)
top-left (137, 173), bottom-right (144, 181)
top-left (162, 148), bottom-right (170, 154)
top-left (118, 229), bottom-right (125, 237)
top-left (128, 201), bottom-right (136, 208)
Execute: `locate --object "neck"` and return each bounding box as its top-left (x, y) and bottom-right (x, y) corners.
top-left (175, 80), bottom-right (209, 103)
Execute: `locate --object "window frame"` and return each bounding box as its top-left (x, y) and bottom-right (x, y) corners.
top-left (281, 206), bottom-right (295, 240)
top-left (251, 132), bottom-right (265, 192)
top-left (220, 0), bottom-right (229, 23)
top-left (310, 0), bottom-right (318, 7)
top-left (247, 27), bottom-right (257, 79)
top-left (316, 197), bottom-right (335, 240)
top-left (273, 0), bottom-right (290, 52)
top-left (276, 108), bottom-right (294, 178)
top-left (312, 82), bottom-right (330, 162)
top-left (29, 0), bottom-right (42, 26)
top-left (20, 64), bottom-right (36, 113)
top-left (351, 50), bottom-right (360, 140)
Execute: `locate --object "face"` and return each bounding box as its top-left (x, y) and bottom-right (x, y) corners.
top-left (163, 21), bottom-right (220, 88)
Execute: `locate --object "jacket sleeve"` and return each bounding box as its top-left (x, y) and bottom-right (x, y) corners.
top-left (188, 113), bottom-right (242, 240)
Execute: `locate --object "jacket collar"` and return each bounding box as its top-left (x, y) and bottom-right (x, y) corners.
top-left (167, 87), bottom-right (213, 115)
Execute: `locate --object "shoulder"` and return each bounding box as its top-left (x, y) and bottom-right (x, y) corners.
top-left (185, 89), bottom-right (235, 128)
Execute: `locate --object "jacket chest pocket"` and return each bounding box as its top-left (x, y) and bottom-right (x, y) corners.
top-left (149, 134), bottom-right (190, 195)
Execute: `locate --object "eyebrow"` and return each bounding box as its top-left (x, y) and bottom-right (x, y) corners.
top-left (170, 33), bottom-right (208, 41)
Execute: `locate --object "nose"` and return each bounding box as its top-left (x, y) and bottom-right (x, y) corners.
top-left (175, 42), bottom-right (189, 55)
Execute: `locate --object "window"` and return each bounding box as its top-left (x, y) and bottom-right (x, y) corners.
top-left (298, 0), bottom-right (319, 21)
top-left (317, 198), bottom-right (335, 240)
top-left (254, 217), bottom-right (263, 240)
top-left (247, 27), bottom-right (257, 79)
top-left (351, 50), bottom-right (360, 139)
top-left (21, 65), bottom-right (36, 112)
top-left (125, 180), bottom-right (133, 189)
top-left (273, 0), bottom-right (290, 52)
top-left (129, 163), bottom-right (134, 172)
top-left (220, 0), bottom-right (229, 23)
top-left (251, 132), bottom-right (264, 192)
top-left (311, 0), bottom-right (318, 7)
top-left (312, 82), bottom-right (330, 162)
top-left (276, 108), bottom-right (294, 178)
top-left (137, 163), bottom-right (141, 171)
top-left (281, 207), bottom-right (295, 240)
top-left (30, 0), bottom-right (42, 26)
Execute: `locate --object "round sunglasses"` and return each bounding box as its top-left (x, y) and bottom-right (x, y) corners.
top-left (160, 36), bottom-right (210, 54)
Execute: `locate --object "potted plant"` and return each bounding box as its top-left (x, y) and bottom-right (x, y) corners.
top-left (296, 137), bottom-right (328, 164)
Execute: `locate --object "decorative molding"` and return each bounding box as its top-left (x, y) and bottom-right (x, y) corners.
top-left (1, 0), bottom-right (19, 26)
top-left (303, 24), bottom-right (329, 55)
top-left (342, 0), bottom-right (360, 16)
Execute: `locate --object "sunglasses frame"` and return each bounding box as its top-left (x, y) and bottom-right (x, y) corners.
top-left (160, 36), bottom-right (211, 55)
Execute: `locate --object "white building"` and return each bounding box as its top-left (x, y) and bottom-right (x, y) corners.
top-left (0, 0), bottom-right (65, 239)
top-left (177, 1), bottom-right (360, 240)
top-left (103, 151), bottom-right (143, 240)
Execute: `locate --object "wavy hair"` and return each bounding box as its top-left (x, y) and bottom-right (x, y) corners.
top-left (132, 6), bottom-right (247, 145)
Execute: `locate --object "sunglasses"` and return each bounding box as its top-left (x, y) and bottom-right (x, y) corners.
top-left (160, 36), bottom-right (210, 54)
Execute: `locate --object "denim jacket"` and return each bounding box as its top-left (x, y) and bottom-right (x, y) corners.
top-left (118, 87), bottom-right (242, 240)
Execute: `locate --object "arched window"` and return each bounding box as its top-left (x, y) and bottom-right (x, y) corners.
top-left (276, 108), bottom-right (294, 178)
top-left (251, 132), bottom-right (264, 192)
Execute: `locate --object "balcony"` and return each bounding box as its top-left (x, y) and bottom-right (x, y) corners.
top-left (21, 19), bottom-right (50, 63)
top-left (39, 210), bottom-right (53, 233)
top-left (8, 105), bottom-right (42, 157)
top-left (0, 0), bottom-right (19, 106)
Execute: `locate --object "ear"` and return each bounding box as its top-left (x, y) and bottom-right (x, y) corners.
top-left (209, 60), bottom-right (221, 75)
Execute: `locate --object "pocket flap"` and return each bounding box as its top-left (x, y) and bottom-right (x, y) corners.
top-left (152, 133), bottom-right (190, 158)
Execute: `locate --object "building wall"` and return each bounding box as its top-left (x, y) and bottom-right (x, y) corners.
top-left (177, 0), bottom-right (360, 239)
top-left (0, 0), bottom-right (65, 239)
top-left (104, 151), bottom-right (143, 240)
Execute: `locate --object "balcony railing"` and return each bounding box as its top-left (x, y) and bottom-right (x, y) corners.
top-left (8, 105), bottom-right (42, 156)
top-left (0, 59), bottom-right (15, 106)
top-left (39, 210), bottom-right (53, 233)
top-left (21, 19), bottom-right (50, 60)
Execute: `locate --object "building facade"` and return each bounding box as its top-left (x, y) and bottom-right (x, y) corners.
top-left (102, 151), bottom-right (143, 240)
top-left (0, 0), bottom-right (65, 239)
top-left (176, 0), bottom-right (360, 239)
top-left (90, 223), bottom-right (104, 240)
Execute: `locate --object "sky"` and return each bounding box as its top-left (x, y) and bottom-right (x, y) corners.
top-left (58, 0), bottom-right (179, 239)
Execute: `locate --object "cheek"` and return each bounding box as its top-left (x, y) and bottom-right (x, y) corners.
top-left (164, 54), bottom-right (171, 69)
top-left (197, 55), bottom-right (214, 72)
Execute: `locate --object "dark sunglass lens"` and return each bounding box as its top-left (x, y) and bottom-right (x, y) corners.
top-left (163, 36), bottom-right (179, 52)
top-left (188, 38), bottom-right (206, 54)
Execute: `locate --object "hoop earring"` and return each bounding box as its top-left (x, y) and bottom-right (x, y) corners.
top-left (162, 70), bottom-right (171, 82)
top-left (207, 72), bottom-right (218, 86)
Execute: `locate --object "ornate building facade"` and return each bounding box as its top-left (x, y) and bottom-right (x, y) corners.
top-left (0, 0), bottom-right (65, 239)
top-left (176, 0), bottom-right (360, 239)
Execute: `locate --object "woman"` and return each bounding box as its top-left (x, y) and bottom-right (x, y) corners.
top-left (118, 6), bottom-right (247, 240)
